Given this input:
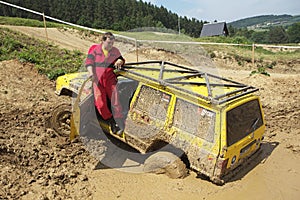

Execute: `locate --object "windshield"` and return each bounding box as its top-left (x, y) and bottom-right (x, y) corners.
top-left (226, 99), bottom-right (263, 146)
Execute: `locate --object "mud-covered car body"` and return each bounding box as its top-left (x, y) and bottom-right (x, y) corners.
top-left (55, 61), bottom-right (265, 184)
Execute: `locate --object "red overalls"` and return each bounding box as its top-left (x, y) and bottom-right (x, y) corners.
top-left (85, 44), bottom-right (124, 121)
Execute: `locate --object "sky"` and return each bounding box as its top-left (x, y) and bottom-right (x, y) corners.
top-left (143, 0), bottom-right (300, 22)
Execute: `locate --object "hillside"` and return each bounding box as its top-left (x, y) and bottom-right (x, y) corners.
top-left (229, 14), bottom-right (300, 29)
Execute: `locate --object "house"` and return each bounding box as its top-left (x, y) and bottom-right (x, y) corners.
top-left (200, 22), bottom-right (229, 37)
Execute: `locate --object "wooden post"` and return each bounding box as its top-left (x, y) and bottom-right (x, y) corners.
top-left (135, 39), bottom-right (139, 62)
top-left (252, 43), bottom-right (255, 68)
top-left (42, 13), bottom-right (48, 42)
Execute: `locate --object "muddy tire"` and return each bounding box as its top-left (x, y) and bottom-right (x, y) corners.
top-left (143, 151), bottom-right (188, 179)
top-left (50, 103), bottom-right (72, 136)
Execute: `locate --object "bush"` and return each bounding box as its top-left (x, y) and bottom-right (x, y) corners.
top-left (250, 63), bottom-right (274, 76)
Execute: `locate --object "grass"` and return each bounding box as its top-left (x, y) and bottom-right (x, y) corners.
top-left (0, 16), bottom-right (67, 28)
top-left (0, 27), bottom-right (84, 80)
top-left (120, 30), bottom-right (193, 41)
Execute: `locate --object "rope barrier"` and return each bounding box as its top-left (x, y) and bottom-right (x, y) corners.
top-left (1, 1), bottom-right (299, 51)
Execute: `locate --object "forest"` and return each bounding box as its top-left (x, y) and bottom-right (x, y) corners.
top-left (1, 0), bottom-right (299, 43)
top-left (230, 14), bottom-right (300, 28)
top-left (0, 0), bottom-right (205, 37)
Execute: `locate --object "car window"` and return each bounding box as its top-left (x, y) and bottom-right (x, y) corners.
top-left (173, 98), bottom-right (215, 142)
top-left (134, 85), bottom-right (170, 120)
top-left (226, 99), bottom-right (263, 146)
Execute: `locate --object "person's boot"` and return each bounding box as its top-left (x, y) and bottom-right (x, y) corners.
top-left (107, 117), bottom-right (120, 134)
top-left (115, 118), bottom-right (125, 136)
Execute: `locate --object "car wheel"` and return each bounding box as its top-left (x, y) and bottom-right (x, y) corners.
top-left (50, 103), bottom-right (72, 136)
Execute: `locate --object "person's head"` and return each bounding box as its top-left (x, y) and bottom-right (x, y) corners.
top-left (102, 32), bottom-right (115, 51)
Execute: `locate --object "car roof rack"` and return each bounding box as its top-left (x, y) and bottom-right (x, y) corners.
top-left (120, 60), bottom-right (258, 105)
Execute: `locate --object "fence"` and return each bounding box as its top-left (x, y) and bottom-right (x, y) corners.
top-left (1, 0), bottom-right (300, 66)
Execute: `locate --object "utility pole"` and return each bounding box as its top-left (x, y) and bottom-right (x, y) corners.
top-left (178, 16), bottom-right (181, 35)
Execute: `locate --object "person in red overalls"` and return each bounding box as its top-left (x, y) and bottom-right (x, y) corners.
top-left (85, 32), bottom-right (125, 135)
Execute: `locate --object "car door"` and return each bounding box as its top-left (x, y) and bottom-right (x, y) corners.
top-left (167, 97), bottom-right (220, 177)
top-left (124, 84), bottom-right (173, 152)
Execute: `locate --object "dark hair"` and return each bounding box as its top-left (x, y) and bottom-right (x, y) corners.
top-left (102, 32), bottom-right (115, 41)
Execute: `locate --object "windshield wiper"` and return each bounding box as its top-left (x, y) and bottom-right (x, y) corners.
top-left (250, 118), bottom-right (260, 132)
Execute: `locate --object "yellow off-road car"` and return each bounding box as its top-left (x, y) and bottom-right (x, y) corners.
top-left (53, 61), bottom-right (265, 184)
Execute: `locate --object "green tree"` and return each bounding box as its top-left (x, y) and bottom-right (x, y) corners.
top-left (156, 21), bottom-right (165, 28)
top-left (235, 28), bottom-right (254, 39)
top-left (287, 22), bottom-right (300, 43)
top-left (93, 0), bottom-right (108, 29)
top-left (251, 31), bottom-right (268, 43)
top-left (268, 26), bottom-right (289, 44)
top-left (78, 0), bottom-right (96, 28)
top-left (228, 25), bottom-right (235, 36)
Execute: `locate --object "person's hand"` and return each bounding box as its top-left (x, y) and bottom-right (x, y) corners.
top-left (88, 73), bottom-right (94, 82)
top-left (114, 59), bottom-right (124, 70)
top-left (86, 66), bottom-right (94, 81)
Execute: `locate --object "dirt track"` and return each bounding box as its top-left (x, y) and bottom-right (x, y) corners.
top-left (0, 26), bottom-right (300, 200)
